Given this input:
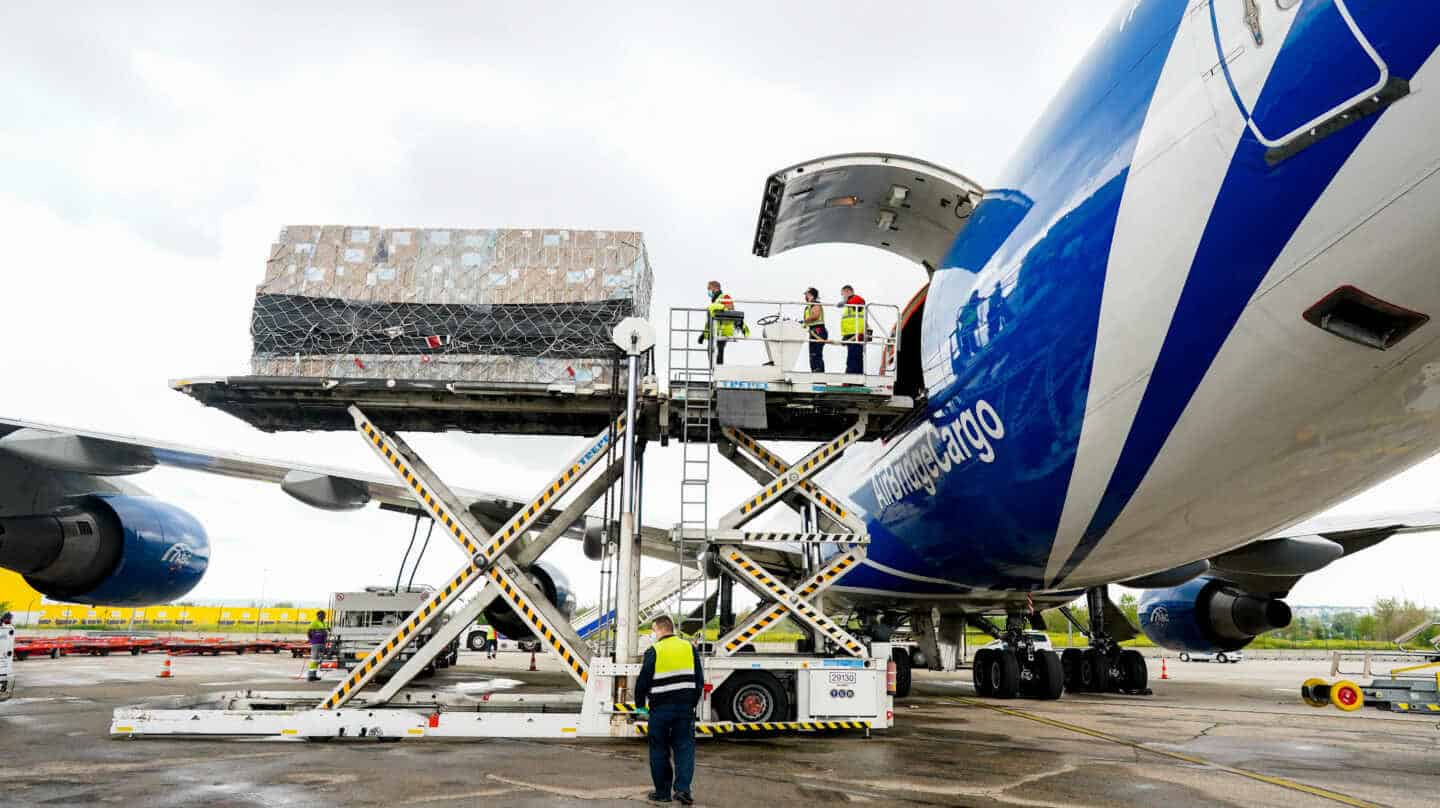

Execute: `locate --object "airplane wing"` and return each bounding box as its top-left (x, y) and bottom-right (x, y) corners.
top-left (1202, 508), bottom-right (1440, 597)
top-left (0, 415), bottom-right (677, 560)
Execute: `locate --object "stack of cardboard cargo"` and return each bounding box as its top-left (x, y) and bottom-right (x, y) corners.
top-left (250, 226), bottom-right (653, 384)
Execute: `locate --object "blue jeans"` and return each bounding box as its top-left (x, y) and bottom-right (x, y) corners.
top-left (845, 342), bottom-right (863, 375)
top-left (647, 703), bottom-right (696, 797)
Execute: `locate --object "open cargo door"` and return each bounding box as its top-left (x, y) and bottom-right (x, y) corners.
top-left (752, 153), bottom-right (984, 274)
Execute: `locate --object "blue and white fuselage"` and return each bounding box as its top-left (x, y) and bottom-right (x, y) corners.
top-left (830, 0), bottom-right (1440, 608)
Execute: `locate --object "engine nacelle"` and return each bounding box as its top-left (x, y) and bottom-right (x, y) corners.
top-left (0, 495), bottom-right (209, 606)
top-left (482, 560), bottom-right (576, 641)
top-left (1138, 576), bottom-right (1292, 653)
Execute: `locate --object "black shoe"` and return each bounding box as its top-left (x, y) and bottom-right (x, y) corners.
top-left (675, 791), bottom-right (694, 805)
top-left (647, 793), bottom-right (672, 803)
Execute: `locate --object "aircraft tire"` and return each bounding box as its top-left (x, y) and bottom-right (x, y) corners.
top-left (891, 647), bottom-right (913, 699)
top-left (1079, 649), bottom-right (1110, 692)
top-left (992, 651), bottom-right (1021, 699)
top-left (1030, 650), bottom-right (1064, 700)
top-left (972, 649), bottom-right (993, 696)
top-left (1061, 648), bottom-right (1082, 691)
top-left (1118, 649), bottom-right (1147, 691)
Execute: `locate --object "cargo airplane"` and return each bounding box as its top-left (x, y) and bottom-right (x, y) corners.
top-left (3, 0), bottom-right (1440, 702)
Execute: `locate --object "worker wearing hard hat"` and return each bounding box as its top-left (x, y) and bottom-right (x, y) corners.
top-left (635, 615), bottom-right (703, 805)
top-left (306, 610), bottom-right (330, 682)
top-left (699, 281), bottom-right (749, 365)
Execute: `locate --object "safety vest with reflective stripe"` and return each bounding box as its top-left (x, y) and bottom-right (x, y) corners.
top-left (649, 635), bottom-right (698, 696)
top-left (307, 617), bottom-right (329, 645)
top-left (704, 292), bottom-right (748, 341)
top-left (840, 295), bottom-right (867, 339)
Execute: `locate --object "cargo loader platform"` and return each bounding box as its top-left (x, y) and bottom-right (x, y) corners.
top-left (171, 373), bottom-right (914, 443)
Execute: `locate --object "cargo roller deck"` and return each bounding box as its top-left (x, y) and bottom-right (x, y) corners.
top-left (171, 373), bottom-right (915, 443)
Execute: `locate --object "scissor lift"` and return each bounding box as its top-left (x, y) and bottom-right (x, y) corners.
top-left (111, 317), bottom-right (899, 741)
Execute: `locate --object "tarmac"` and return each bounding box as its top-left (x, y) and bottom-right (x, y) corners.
top-left (2, 650), bottom-right (1437, 807)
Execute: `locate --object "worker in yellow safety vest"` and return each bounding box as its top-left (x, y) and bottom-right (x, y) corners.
top-left (486, 624), bottom-right (498, 659)
top-left (306, 610), bottom-right (330, 682)
top-left (838, 284), bottom-right (868, 375)
top-left (634, 615), bottom-right (703, 804)
top-left (700, 280), bottom-right (749, 366)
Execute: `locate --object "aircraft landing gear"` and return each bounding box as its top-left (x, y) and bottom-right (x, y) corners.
top-left (1058, 587), bottom-right (1151, 695)
top-left (970, 614), bottom-right (1063, 700)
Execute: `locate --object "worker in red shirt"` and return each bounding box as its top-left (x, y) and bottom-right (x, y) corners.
top-left (838, 285), bottom-right (867, 375)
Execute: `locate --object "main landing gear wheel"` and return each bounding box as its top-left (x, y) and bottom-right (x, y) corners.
top-left (1026, 650), bottom-right (1064, 700)
top-left (1061, 648), bottom-right (1082, 691)
top-left (989, 650), bottom-right (1021, 699)
top-left (1077, 648), bottom-right (1110, 693)
top-left (1117, 649), bottom-right (1148, 692)
top-left (972, 648), bottom-right (994, 696)
top-left (716, 671), bottom-right (790, 724)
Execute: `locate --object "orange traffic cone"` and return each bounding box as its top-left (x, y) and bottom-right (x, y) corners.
top-left (528, 649), bottom-right (538, 672)
top-left (1160, 657), bottom-right (1169, 680)
top-left (157, 655), bottom-right (173, 679)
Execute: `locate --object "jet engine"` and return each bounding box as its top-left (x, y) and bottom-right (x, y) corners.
top-left (482, 560), bottom-right (576, 641)
top-left (1137, 576), bottom-right (1291, 653)
top-left (0, 494), bottom-right (209, 605)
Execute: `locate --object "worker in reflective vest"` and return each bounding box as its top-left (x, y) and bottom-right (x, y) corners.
top-left (635, 615), bottom-right (704, 805)
top-left (486, 624), bottom-right (498, 659)
top-left (838, 284), bottom-right (867, 375)
top-left (306, 610), bottom-right (330, 682)
top-left (700, 280), bottom-right (748, 365)
top-left (802, 287), bottom-right (827, 373)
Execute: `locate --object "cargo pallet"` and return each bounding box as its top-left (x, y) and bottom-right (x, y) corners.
top-left (113, 314), bottom-right (904, 742)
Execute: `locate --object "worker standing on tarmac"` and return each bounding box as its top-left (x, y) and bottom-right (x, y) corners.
top-left (838, 284), bottom-right (868, 375)
top-left (634, 615), bottom-right (703, 805)
top-left (699, 280), bottom-right (748, 365)
top-left (802, 287), bottom-right (827, 373)
top-left (486, 624), bottom-right (498, 659)
top-left (306, 610), bottom-right (330, 682)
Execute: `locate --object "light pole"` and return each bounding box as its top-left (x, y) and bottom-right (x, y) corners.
top-left (257, 567), bottom-right (271, 640)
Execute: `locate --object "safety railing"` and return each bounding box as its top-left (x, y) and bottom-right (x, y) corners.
top-left (670, 299), bottom-right (902, 377)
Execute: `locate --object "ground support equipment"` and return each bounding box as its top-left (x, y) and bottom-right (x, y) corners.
top-left (112, 318), bottom-right (899, 742)
top-left (1304, 653), bottom-right (1440, 713)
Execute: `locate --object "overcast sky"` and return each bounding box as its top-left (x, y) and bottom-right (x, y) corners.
top-left (2, 2), bottom-right (1436, 609)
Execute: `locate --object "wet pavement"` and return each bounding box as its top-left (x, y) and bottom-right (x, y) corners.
top-left (1, 650), bottom-right (1436, 806)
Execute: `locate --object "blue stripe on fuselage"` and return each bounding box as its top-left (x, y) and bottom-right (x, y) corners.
top-left (1057, 2), bottom-right (1440, 583)
top-left (842, 0), bottom-right (1192, 593)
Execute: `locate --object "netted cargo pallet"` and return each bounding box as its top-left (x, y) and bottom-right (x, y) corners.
top-left (251, 225), bottom-right (652, 383)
